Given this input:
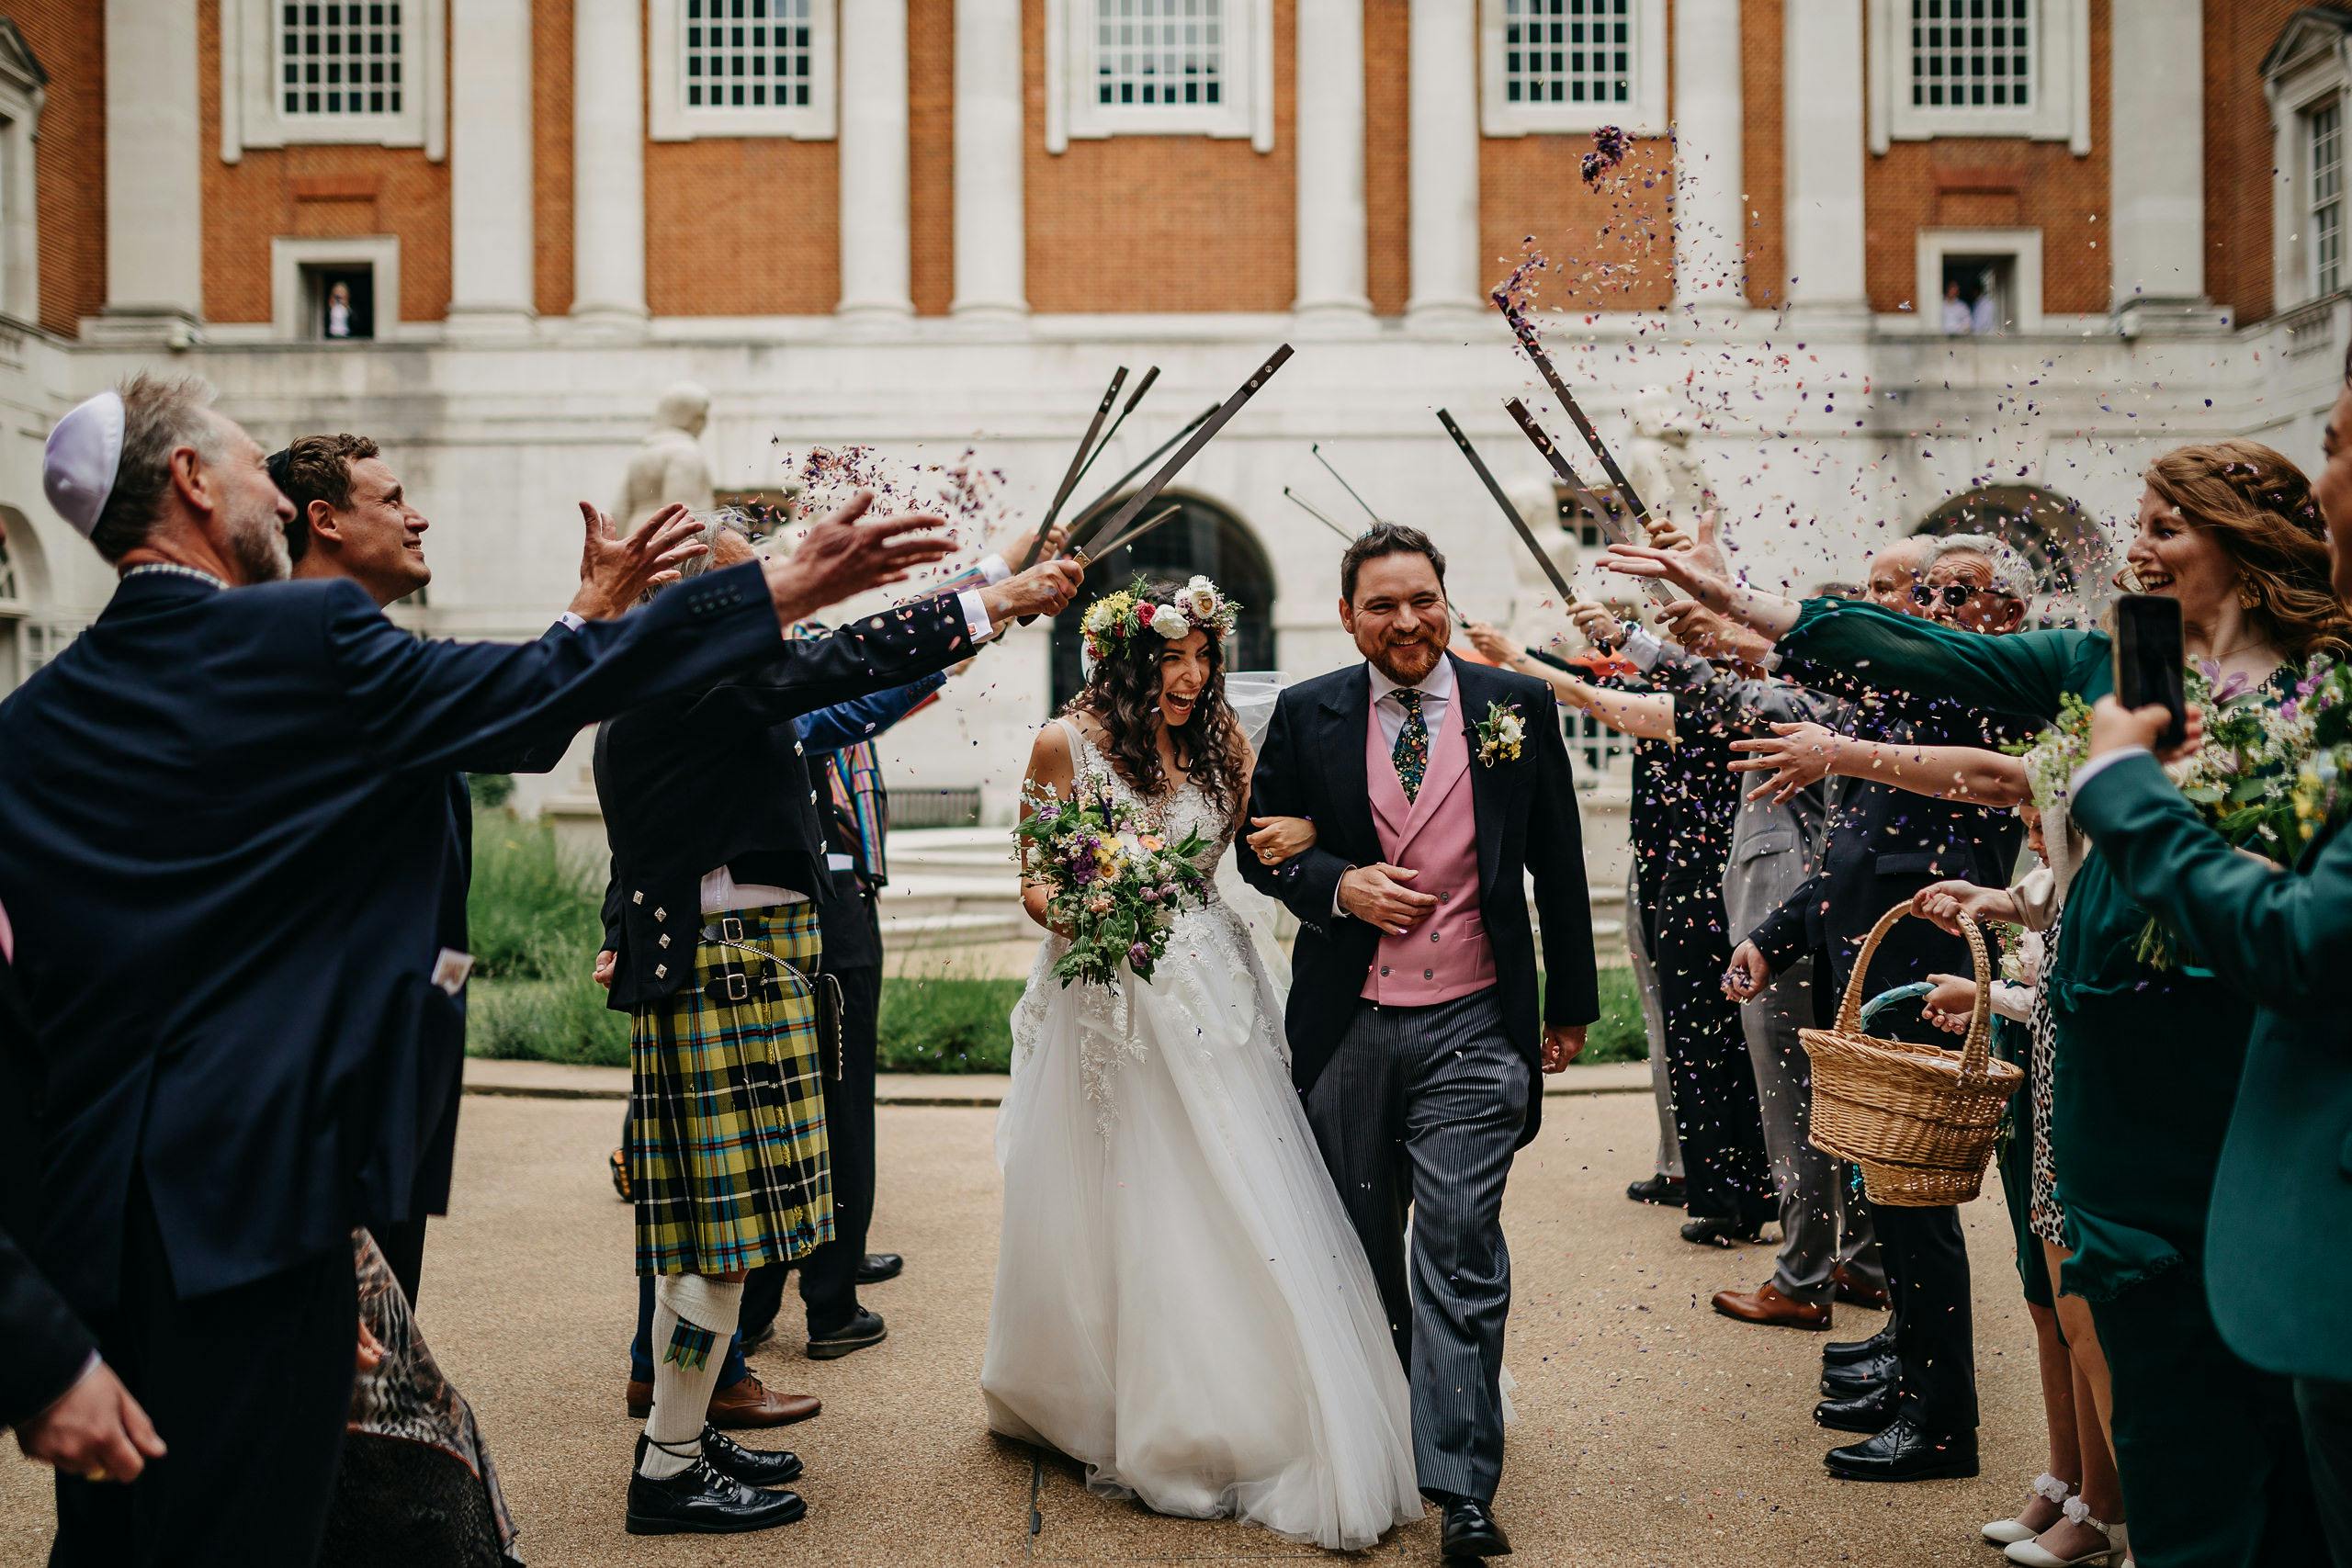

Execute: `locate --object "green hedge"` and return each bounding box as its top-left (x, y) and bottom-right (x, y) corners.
top-left (461, 808), bottom-right (1652, 1070)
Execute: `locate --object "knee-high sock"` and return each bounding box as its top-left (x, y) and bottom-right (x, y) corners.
top-left (639, 1274), bottom-right (745, 1481)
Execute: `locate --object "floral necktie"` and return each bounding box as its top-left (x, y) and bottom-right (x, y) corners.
top-left (1391, 689), bottom-right (1429, 802)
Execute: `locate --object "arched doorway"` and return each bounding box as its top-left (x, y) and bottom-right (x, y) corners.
top-left (1912, 484), bottom-right (2109, 595)
top-left (1049, 492), bottom-right (1277, 712)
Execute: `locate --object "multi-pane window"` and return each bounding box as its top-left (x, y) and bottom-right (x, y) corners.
top-left (1909, 0), bottom-right (2032, 111)
top-left (682, 0), bottom-right (815, 112)
top-left (1092, 0), bottom-right (1225, 110)
top-left (1501, 0), bottom-right (1631, 110)
top-left (277, 2), bottom-right (403, 118)
top-left (2314, 101), bottom-right (2345, 298)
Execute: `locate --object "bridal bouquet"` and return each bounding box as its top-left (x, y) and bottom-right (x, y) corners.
top-left (1016, 783), bottom-right (1214, 987)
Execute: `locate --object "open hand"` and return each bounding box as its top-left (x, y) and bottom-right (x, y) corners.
top-left (762, 490), bottom-right (956, 626)
top-left (2086, 695), bottom-right (2206, 766)
top-left (1722, 940), bottom-right (1772, 1001)
top-left (1645, 506), bottom-right (1730, 581)
top-left (1245, 815), bottom-right (1316, 864)
top-left (568, 502), bottom-right (710, 619)
top-left (1602, 541), bottom-right (1731, 607)
top-left (1339, 863), bottom-right (1441, 935)
top-left (11, 1360), bottom-right (165, 1483)
top-left (1541, 1023), bottom-right (1586, 1073)
top-left (1729, 721), bottom-right (1842, 804)
top-left (1568, 600), bottom-right (1624, 651)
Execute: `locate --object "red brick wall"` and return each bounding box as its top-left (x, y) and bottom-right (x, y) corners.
top-left (1860, 0), bottom-right (2112, 316)
top-left (1022, 0), bottom-right (1296, 312)
top-left (533, 0), bottom-right (573, 317)
top-left (1365, 0), bottom-right (1408, 315)
top-left (196, 0), bottom-right (455, 324)
top-left (1742, 0), bottom-right (1785, 307)
top-left (17, 0), bottom-right (104, 335)
top-left (910, 0), bottom-right (955, 315)
top-left (2206, 1), bottom-right (2352, 327)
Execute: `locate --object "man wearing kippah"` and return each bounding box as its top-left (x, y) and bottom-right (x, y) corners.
top-left (0, 373), bottom-right (1062, 1565)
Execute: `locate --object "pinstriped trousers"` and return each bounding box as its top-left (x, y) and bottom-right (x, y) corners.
top-left (1304, 987), bottom-right (1527, 1506)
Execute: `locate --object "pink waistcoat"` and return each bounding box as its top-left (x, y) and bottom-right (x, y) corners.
top-left (1361, 688), bottom-right (1495, 1006)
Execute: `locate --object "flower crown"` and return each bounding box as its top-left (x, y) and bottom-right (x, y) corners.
top-left (1080, 574), bottom-right (1240, 661)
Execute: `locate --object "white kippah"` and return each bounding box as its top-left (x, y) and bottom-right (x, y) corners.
top-left (43, 389), bottom-right (126, 538)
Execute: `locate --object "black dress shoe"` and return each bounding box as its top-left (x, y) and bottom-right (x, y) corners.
top-left (695, 1428), bottom-right (803, 1487)
top-left (1823, 1416), bottom-right (1978, 1483)
top-left (855, 1252), bottom-right (904, 1284)
top-left (1679, 1215), bottom-right (1770, 1247)
top-left (1819, 1353), bottom-right (1896, 1399)
top-left (625, 1454), bottom-right (806, 1535)
top-left (1624, 1173), bottom-right (1687, 1208)
top-left (1822, 1326), bottom-right (1897, 1366)
top-left (806, 1306), bottom-right (888, 1360)
top-left (1439, 1496), bottom-right (1511, 1558)
top-left (1814, 1386), bottom-right (1899, 1433)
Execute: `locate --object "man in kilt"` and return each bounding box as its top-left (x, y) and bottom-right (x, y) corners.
top-left (596, 523), bottom-right (1080, 1536)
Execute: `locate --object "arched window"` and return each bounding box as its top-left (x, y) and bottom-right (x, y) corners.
top-left (1049, 492), bottom-right (1277, 712)
top-left (1913, 482), bottom-right (2108, 597)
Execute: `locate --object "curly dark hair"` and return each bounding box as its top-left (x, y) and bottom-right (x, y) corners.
top-left (1066, 577), bottom-right (1247, 813)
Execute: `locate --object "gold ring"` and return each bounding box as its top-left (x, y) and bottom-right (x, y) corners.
top-left (81, 1468), bottom-right (107, 1483)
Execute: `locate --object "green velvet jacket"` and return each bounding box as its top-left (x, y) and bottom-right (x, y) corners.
top-left (2072, 750), bottom-right (2352, 1382)
top-left (1777, 599), bottom-right (2258, 1298)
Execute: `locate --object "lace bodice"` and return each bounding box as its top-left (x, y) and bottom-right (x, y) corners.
top-left (1054, 717), bottom-right (1239, 880)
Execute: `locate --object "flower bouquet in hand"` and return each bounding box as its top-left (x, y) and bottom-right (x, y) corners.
top-left (1016, 782), bottom-right (1214, 987)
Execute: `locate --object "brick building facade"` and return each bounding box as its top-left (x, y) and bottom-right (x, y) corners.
top-left (3, 1), bottom-right (2350, 816)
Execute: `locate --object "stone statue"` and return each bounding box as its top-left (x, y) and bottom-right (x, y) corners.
top-left (1503, 475), bottom-right (1580, 657)
top-left (616, 381), bottom-right (717, 529)
top-left (1623, 385), bottom-right (1713, 526)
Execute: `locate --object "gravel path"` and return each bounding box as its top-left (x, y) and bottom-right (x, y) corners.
top-left (3, 1093), bottom-right (2041, 1565)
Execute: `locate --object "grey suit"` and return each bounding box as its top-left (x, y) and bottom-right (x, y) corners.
top-left (1642, 642), bottom-right (1883, 1305)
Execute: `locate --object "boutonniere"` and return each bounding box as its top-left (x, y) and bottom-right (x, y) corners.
top-left (1474, 701), bottom-right (1526, 767)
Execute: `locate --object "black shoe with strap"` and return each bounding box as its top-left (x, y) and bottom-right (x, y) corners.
top-left (695, 1427), bottom-right (803, 1488)
top-left (856, 1252), bottom-right (904, 1284)
top-left (1823, 1417), bottom-right (1978, 1483)
top-left (1438, 1496), bottom-right (1511, 1558)
top-left (625, 1443), bottom-right (807, 1536)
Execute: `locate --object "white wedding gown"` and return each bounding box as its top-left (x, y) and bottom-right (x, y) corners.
top-left (980, 719), bottom-right (1422, 1551)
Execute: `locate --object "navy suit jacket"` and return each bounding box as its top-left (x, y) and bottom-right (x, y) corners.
top-left (1, 952), bottom-right (93, 1425)
top-left (1237, 655), bottom-right (1598, 1147)
top-left (0, 562), bottom-right (786, 1312)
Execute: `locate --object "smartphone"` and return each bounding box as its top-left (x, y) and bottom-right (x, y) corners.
top-left (2111, 592), bottom-right (2188, 751)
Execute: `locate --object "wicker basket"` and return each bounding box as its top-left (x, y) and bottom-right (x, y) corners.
top-left (1801, 905), bottom-right (2024, 1206)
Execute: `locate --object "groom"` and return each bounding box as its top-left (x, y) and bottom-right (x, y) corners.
top-left (1239, 524), bottom-right (1597, 1559)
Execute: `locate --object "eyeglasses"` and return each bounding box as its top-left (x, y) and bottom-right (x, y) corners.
top-left (1910, 582), bottom-right (1977, 608)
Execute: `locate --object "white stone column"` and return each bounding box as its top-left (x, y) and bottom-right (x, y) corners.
top-left (2109, 0), bottom-right (2207, 313)
top-left (571, 0), bottom-right (647, 333)
top-left (840, 0), bottom-right (914, 321)
top-left (951, 0), bottom-right (1026, 321)
top-left (1406, 0), bottom-right (1482, 329)
top-left (96, 0), bottom-right (203, 340)
top-left (447, 0), bottom-right (536, 337)
top-left (1782, 0), bottom-right (1867, 317)
top-left (1671, 0), bottom-right (1745, 313)
top-left (1294, 0), bottom-right (1369, 322)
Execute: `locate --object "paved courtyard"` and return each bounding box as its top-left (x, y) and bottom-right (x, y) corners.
top-left (3, 1089), bottom-right (2043, 1565)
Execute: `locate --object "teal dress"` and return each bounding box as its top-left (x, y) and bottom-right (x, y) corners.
top-left (1777, 598), bottom-right (2321, 1567)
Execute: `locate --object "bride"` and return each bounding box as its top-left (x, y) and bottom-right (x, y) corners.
top-left (980, 576), bottom-right (1422, 1551)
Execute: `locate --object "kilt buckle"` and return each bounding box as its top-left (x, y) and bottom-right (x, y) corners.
top-left (718, 916), bottom-right (747, 942)
top-left (723, 970), bottom-right (751, 1003)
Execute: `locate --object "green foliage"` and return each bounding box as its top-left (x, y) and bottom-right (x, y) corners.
top-left (1580, 964), bottom-right (1650, 1064)
top-left (468, 976), bottom-right (629, 1065)
top-left (467, 772), bottom-right (516, 810)
top-left (466, 810), bottom-right (604, 983)
top-left (874, 976), bottom-right (1026, 1073)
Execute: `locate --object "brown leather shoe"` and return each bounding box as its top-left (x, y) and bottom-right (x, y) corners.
top-left (624, 1374), bottom-right (821, 1427)
top-left (1712, 1280), bottom-right (1832, 1329)
top-left (1831, 1264), bottom-right (1891, 1311)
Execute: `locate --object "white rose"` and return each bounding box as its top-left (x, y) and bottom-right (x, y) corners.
top-left (1500, 714), bottom-right (1524, 743)
top-left (1152, 605), bottom-right (1192, 638)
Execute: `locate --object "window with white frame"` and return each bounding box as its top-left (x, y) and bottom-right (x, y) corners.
top-left (220, 0), bottom-right (444, 160)
top-left (2314, 101), bottom-right (2346, 299)
top-left (0, 21), bottom-right (43, 325)
top-left (1046, 0), bottom-right (1272, 152)
top-left (1868, 0), bottom-right (2085, 152)
top-left (1480, 0), bottom-right (1663, 138)
top-left (649, 0), bottom-right (836, 141)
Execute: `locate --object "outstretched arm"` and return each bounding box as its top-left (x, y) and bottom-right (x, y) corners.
top-left (1601, 543), bottom-right (1804, 637)
top-left (1730, 723), bottom-right (2030, 807)
top-left (1465, 622), bottom-right (1674, 741)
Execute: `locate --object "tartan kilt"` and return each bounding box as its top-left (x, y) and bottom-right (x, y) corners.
top-left (628, 901), bottom-right (835, 1276)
